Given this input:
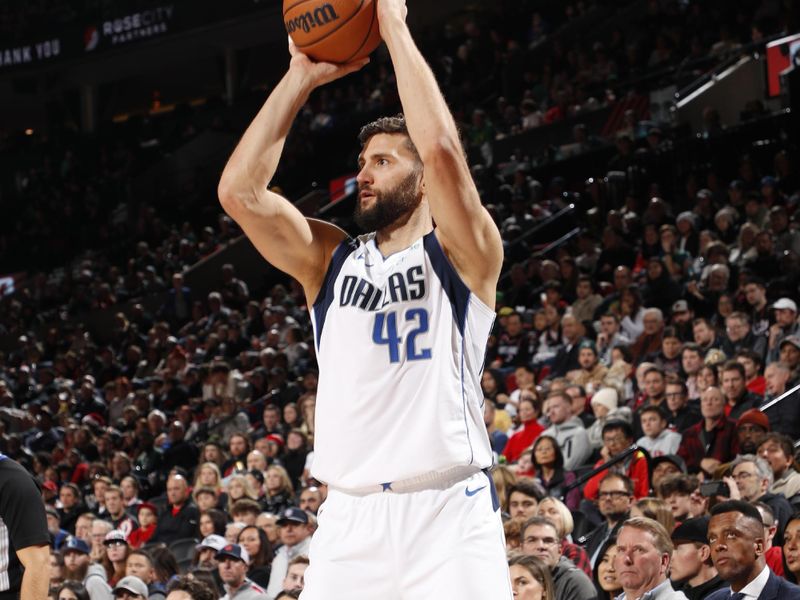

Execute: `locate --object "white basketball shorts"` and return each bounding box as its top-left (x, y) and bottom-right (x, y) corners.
top-left (300, 470), bottom-right (513, 600)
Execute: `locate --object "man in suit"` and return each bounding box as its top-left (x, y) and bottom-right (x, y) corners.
top-left (706, 500), bottom-right (800, 600)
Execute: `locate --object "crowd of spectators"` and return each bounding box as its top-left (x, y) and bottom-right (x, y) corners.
top-left (1, 0), bottom-right (799, 599)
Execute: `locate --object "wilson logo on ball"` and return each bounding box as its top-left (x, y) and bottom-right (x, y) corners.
top-left (285, 4), bottom-right (340, 35)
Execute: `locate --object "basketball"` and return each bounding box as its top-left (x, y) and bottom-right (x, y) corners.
top-left (284, 0), bottom-right (382, 64)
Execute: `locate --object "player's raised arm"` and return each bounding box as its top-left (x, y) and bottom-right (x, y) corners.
top-left (377, 0), bottom-right (503, 307)
top-left (217, 42), bottom-right (368, 303)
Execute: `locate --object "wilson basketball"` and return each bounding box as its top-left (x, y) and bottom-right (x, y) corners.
top-left (284, 0), bottom-right (382, 64)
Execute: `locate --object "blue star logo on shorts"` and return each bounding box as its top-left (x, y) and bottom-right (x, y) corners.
top-left (381, 482), bottom-right (393, 492)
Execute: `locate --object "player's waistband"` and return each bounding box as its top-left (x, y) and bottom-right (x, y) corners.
top-left (329, 465), bottom-right (485, 496)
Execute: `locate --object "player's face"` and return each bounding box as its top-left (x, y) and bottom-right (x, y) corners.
top-left (355, 134), bottom-right (423, 232)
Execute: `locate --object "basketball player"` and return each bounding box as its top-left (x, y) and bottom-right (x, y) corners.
top-left (217, 0), bottom-right (509, 597)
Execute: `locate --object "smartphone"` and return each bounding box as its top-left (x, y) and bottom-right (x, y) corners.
top-left (699, 480), bottom-right (730, 497)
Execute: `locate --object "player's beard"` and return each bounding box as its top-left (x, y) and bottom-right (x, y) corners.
top-left (354, 170), bottom-right (422, 232)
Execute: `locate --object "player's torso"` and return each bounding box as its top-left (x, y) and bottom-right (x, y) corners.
top-left (310, 231), bottom-right (495, 488)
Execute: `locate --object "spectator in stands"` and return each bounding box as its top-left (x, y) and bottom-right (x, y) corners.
top-left (631, 309), bottom-right (666, 365)
top-left (757, 433), bottom-right (800, 500)
top-left (215, 544), bottom-right (267, 600)
top-left (630, 498), bottom-right (676, 535)
top-left (280, 555), bottom-right (308, 596)
top-left (735, 350), bottom-right (765, 397)
top-left (720, 361), bottom-right (761, 421)
top-left (637, 405), bottom-right (681, 458)
top-left (597, 313), bottom-right (631, 367)
top-left (541, 392), bottom-right (591, 470)
top-left (165, 576), bottom-right (215, 600)
top-left (507, 554), bottom-right (554, 600)
top-left (754, 503), bottom-right (784, 577)
top-left (669, 517), bottom-right (725, 600)
top-left (767, 299), bottom-right (799, 365)
top-left (236, 525), bottom-right (271, 588)
top-left (104, 486), bottom-right (137, 540)
top-left (566, 340), bottom-right (622, 394)
top-left (584, 474), bottom-right (634, 568)
top-left (734, 409), bottom-right (769, 455)
top-left (678, 387), bottom-right (737, 475)
top-left (664, 377), bottom-right (702, 432)
top-left (503, 394), bottom-right (544, 464)
top-left (265, 508), bottom-right (313, 600)
top-left (531, 435), bottom-right (580, 511)
top-left (722, 313), bottom-right (766, 362)
top-left (784, 515), bottom-right (800, 584)
top-left (149, 475), bottom-right (198, 544)
top-left (613, 517), bottom-right (686, 600)
top-left (729, 455), bottom-right (792, 546)
top-left (583, 419), bottom-right (649, 501)
top-left (706, 501), bottom-right (800, 598)
top-left (507, 480), bottom-right (545, 521)
top-left (520, 516), bottom-right (596, 599)
top-left (657, 474), bottom-right (697, 523)
top-left (550, 314), bottom-right (586, 378)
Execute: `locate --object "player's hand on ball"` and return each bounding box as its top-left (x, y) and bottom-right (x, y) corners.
top-left (288, 37), bottom-right (369, 88)
top-left (377, 0), bottom-right (407, 34)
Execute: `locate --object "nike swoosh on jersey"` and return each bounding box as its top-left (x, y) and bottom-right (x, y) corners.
top-left (465, 485), bottom-right (487, 497)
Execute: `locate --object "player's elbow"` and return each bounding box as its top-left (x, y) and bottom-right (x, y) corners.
top-left (17, 544), bottom-right (49, 570)
top-left (217, 173), bottom-right (254, 219)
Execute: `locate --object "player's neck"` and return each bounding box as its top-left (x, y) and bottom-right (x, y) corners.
top-left (375, 203), bottom-right (432, 256)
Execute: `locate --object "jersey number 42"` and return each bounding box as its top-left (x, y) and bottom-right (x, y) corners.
top-left (372, 308), bottom-right (432, 363)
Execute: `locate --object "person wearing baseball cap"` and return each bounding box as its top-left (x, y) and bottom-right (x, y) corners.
top-left (195, 534), bottom-right (227, 570)
top-left (767, 297), bottom-right (799, 364)
top-left (266, 509), bottom-right (313, 598)
top-left (113, 576), bottom-right (149, 600)
top-left (215, 544), bottom-right (268, 600)
top-left (670, 517), bottom-right (725, 600)
top-left (62, 535), bottom-right (114, 600)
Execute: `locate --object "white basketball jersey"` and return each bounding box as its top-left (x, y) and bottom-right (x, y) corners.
top-left (309, 230), bottom-right (496, 489)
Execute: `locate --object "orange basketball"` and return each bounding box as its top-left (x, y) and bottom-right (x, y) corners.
top-left (284, 0), bottom-right (382, 64)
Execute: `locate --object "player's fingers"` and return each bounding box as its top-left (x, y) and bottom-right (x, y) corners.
top-left (288, 35), bottom-right (298, 56)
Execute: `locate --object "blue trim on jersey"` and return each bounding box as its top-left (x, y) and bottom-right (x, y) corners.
top-left (484, 469), bottom-right (500, 512)
top-left (313, 238), bottom-right (358, 350)
top-left (459, 334), bottom-right (474, 465)
top-left (422, 231), bottom-right (470, 336)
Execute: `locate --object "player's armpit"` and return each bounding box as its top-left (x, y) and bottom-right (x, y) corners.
top-left (218, 185), bottom-right (347, 303)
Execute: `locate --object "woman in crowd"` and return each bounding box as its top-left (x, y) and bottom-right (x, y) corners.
top-left (262, 465), bottom-right (295, 514)
top-left (150, 545), bottom-right (179, 586)
top-left (508, 554), bottom-right (555, 600)
top-left (198, 508), bottom-right (228, 539)
top-left (283, 430), bottom-right (310, 491)
top-left (237, 525), bottom-right (272, 588)
top-left (492, 465), bottom-right (518, 515)
top-left (482, 369), bottom-right (511, 411)
top-left (531, 435), bottom-right (580, 510)
top-left (535, 497), bottom-right (591, 577)
top-left (193, 462), bottom-right (223, 495)
top-left (102, 531), bottom-right (129, 586)
top-left (593, 537), bottom-right (622, 600)
top-left (225, 474), bottom-right (259, 514)
top-left (54, 582), bottom-right (90, 600)
top-left (783, 513), bottom-right (800, 583)
top-left (283, 403), bottom-right (303, 430)
top-left (503, 395), bottom-right (544, 464)
top-left (630, 497), bottom-right (675, 533)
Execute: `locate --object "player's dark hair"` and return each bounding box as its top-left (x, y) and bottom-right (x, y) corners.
top-left (358, 114), bottom-right (421, 164)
